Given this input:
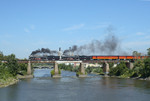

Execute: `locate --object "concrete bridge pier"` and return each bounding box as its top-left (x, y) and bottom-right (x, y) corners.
top-left (126, 62), bottom-right (134, 69)
top-left (73, 63), bottom-right (76, 69)
top-left (52, 62), bottom-right (61, 78)
top-left (103, 62), bottom-right (110, 75)
top-left (80, 63), bottom-right (85, 74)
top-left (27, 61), bottom-right (32, 75)
top-left (77, 63), bottom-right (87, 77)
top-left (54, 62), bottom-right (59, 74)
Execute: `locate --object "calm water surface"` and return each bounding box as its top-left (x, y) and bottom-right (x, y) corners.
top-left (0, 69), bottom-right (150, 101)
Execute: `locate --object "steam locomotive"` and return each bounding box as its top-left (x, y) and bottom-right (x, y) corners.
top-left (29, 55), bottom-right (149, 61)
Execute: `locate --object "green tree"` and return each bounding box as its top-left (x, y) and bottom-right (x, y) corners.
top-left (132, 59), bottom-right (144, 77)
top-left (0, 51), bottom-right (3, 60)
top-left (132, 51), bottom-right (141, 56)
top-left (0, 62), bottom-right (13, 79)
top-left (6, 54), bottom-right (18, 76)
top-left (92, 67), bottom-right (103, 74)
top-left (18, 63), bottom-right (27, 75)
top-left (140, 58), bottom-right (150, 78)
top-left (109, 62), bottom-right (129, 76)
top-left (109, 63), bottom-right (114, 68)
top-left (85, 67), bottom-right (93, 73)
top-left (147, 48), bottom-right (150, 56)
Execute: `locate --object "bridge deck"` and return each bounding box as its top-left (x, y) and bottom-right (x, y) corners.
top-left (17, 60), bottom-right (130, 63)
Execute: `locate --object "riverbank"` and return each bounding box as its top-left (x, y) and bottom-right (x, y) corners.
top-left (17, 74), bottom-right (34, 79)
top-left (0, 77), bottom-right (18, 88)
top-left (101, 75), bottom-right (150, 81)
top-left (0, 75), bottom-right (34, 88)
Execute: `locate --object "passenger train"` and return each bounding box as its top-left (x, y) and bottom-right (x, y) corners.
top-left (29, 55), bottom-right (149, 61)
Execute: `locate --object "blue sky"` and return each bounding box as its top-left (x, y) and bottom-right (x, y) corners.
top-left (0, 0), bottom-right (150, 58)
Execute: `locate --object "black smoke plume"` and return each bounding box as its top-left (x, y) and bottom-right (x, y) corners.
top-left (30, 48), bottom-right (57, 57)
top-left (63, 26), bottom-right (127, 56)
top-left (30, 26), bottom-right (127, 57)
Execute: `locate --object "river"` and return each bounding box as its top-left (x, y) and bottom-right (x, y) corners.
top-left (0, 69), bottom-right (150, 101)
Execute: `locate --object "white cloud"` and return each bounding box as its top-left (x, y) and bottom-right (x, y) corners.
top-left (63, 24), bottom-right (85, 31)
top-left (135, 32), bottom-right (150, 39)
top-left (24, 28), bottom-right (30, 33)
top-left (124, 40), bottom-right (150, 47)
top-left (24, 24), bottom-right (35, 33)
top-left (30, 25), bottom-right (35, 30)
top-left (89, 24), bottom-right (108, 30)
top-left (145, 35), bottom-right (150, 39)
top-left (136, 32), bottom-right (145, 35)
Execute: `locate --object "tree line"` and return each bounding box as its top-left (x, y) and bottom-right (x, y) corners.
top-left (109, 48), bottom-right (150, 78)
top-left (0, 52), bottom-right (27, 80)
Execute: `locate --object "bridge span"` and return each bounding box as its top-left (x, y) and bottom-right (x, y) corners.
top-left (23, 60), bottom-right (133, 78)
top-left (17, 60), bottom-right (129, 63)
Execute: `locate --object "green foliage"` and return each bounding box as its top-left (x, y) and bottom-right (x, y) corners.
top-left (5, 54), bottom-right (18, 76)
top-left (58, 64), bottom-right (79, 72)
top-left (59, 64), bottom-right (72, 71)
top-left (76, 71), bottom-right (83, 76)
top-left (0, 54), bottom-right (19, 77)
top-left (120, 69), bottom-right (135, 78)
top-left (109, 58), bottom-right (150, 78)
top-left (58, 68), bottom-right (61, 74)
top-left (147, 48), bottom-right (150, 56)
top-left (132, 51), bottom-right (141, 56)
top-left (0, 52), bottom-right (3, 60)
top-left (93, 68), bottom-right (103, 73)
top-left (72, 67), bottom-right (80, 72)
top-left (109, 63), bottom-right (114, 68)
top-left (76, 71), bottom-right (87, 76)
top-left (32, 63), bottom-right (51, 67)
top-left (140, 58), bottom-right (150, 78)
top-left (0, 65), bottom-right (13, 80)
top-left (86, 67), bottom-right (103, 74)
top-left (18, 63), bottom-right (27, 71)
top-left (51, 69), bottom-right (55, 75)
top-left (0, 52), bottom-right (27, 82)
top-left (50, 68), bottom-right (61, 76)
top-left (86, 67), bottom-right (93, 73)
top-left (18, 63), bottom-right (27, 75)
top-left (131, 59), bottom-right (144, 77)
top-left (109, 62), bottom-right (128, 76)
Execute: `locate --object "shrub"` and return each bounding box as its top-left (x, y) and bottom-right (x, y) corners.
top-left (50, 69), bottom-right (61, 76)
top-left (109, 63), bottom-right (114, 68)
top-left (76, 71), bottom-right (83, 76)
top-left (85, 67), bottom-right (93, 73)
top-left (86, 66), bottom-right (103, 74)
top-left (109, 62), bottom-right (129, 76)
top-left (93, 67), bottom-right (103, 74)
top-left (140, 58), bottom-right (150, 78)
top-left (51, 70), bottom-right (55, 76)
top-left (58, 68), bottom-right (61, 74)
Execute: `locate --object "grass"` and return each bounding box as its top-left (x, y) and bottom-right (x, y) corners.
top-left (50, 69), bottom-right (61, 76)
top-left (0, 77), bottom-right (18, 88)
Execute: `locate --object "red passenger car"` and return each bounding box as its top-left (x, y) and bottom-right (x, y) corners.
top-left (119, 56), bottom-right (126, 60)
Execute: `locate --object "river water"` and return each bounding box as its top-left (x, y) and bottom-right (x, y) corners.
top-left (0, 69), bottom-right (150, 101)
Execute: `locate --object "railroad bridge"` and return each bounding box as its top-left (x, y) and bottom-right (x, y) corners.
top-left (17, 60), bottom-right (133, 77)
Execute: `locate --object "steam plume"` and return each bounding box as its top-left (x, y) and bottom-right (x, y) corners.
top-left (30, 48), bottom-right (57, 57)
top-left (63, 26), bottom-right (127, 55)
